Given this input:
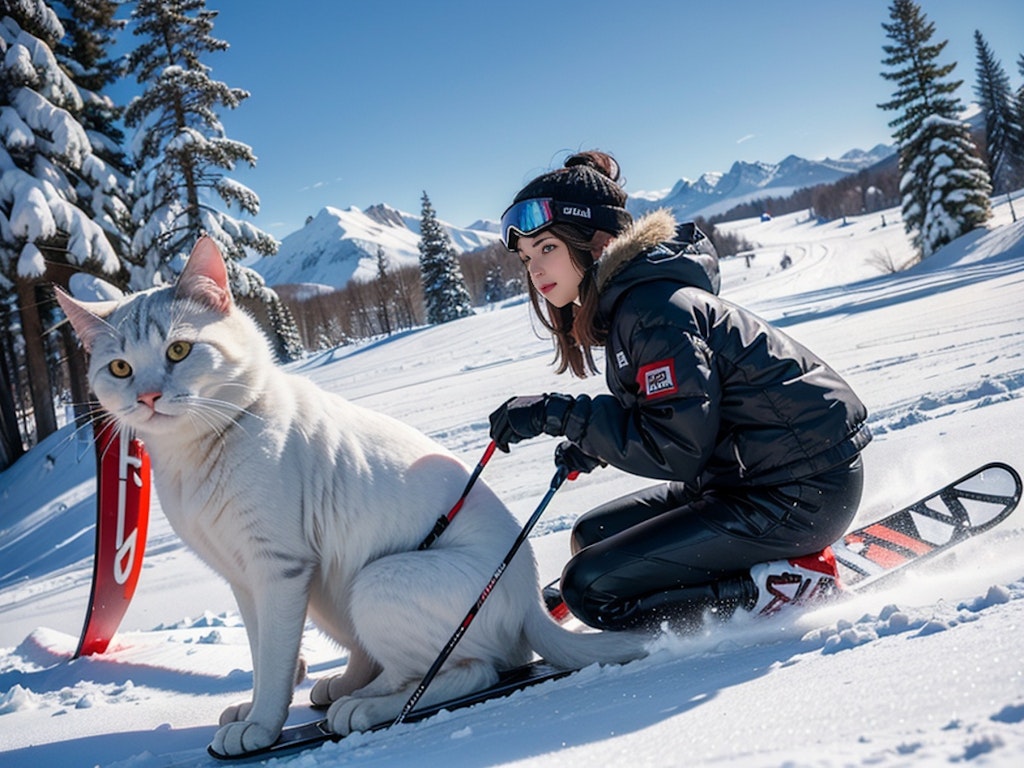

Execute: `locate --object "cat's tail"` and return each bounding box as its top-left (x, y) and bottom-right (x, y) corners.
top-left (521, 599), bottom-right (649, 669)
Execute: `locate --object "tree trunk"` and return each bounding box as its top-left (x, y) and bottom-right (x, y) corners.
top-left (17, 279), bottom-right (57, 441)
top-left (0, 331), bottom-right (26, 469)
top-left (60, 320), bottom-right (93, 427)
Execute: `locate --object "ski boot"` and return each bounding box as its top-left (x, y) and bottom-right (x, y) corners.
top-left (748, 546), bottom-right (843, 616)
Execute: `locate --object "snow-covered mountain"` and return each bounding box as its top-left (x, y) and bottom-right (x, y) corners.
top-left (249, 203), bottom-right (500, 289)
top-left (251, 146), bottom-right (895, 291)
top-left (629, 144), bottom-right (895, 221)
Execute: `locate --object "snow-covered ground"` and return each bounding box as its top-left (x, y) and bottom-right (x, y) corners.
top-left (2, 197), bottom-right (1023, 767)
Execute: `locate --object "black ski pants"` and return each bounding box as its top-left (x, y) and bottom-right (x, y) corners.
top-left (559, 456), bottom-right (864, 630)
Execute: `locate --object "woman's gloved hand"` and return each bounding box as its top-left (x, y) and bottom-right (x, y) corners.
top-left (488, 394), bottom-right (576, 452)
top-left (554, 441), bottom-right (606, 474)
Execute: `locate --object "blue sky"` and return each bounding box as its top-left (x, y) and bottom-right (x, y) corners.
top-left (117, 0), bottom-right (1024, 239)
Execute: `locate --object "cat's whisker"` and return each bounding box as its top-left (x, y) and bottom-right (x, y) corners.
top-left (178, 397), bottom-right (258, 441)
top-left (202, 397), bottom-right (261, 421)
top-left (31, 408), bottom-right (108, 463)
top-left (186, 397), bottom-right (264, 433)
top-left (185, 409), bottom-right (223, 443)
top-left (187, 403), bottom-right (256, 447)
top-left (175, 400), bottom-right (231, 433)
top-left (93, 418), bottom-right (131, 468)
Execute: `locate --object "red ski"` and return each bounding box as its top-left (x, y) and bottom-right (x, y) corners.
top-left (74, 416), bottom-right (152, 657)
top-left (833, 461), bottom-right (1021, 589)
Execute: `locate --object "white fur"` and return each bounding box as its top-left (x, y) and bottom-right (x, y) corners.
top-left (57, 238), bottom-right (647, 756)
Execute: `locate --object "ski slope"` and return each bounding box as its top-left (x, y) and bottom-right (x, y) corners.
top-left (1, 198), bottom-right (1023, 767)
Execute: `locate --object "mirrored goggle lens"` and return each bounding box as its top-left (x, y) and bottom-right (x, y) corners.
top-left (501, 199), bottom-right (555, 248)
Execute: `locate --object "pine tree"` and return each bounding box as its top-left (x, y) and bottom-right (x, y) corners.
top-left (973, 30), bottom-right (1024, 195)
top-left (51, 0), bottom-right (136, 425)
top-left (1, 0), bottom-right (124, 453)
top-left (879, 0), bottom-right (991, 259)
top-left (418, 191), bottom-right (473, 325)
top-left (124, 0), bottom-right (302, 360)
top-left (1016, 54), bottom-right (1024, 181)
top-left (265, 296), bottom-right (304, 361)
top-left (124, 0), bottom-right (276, 283)
top-left (483, 263), bottom-right (506, 304)
top-left (374, 244), bottom-right (393, 336)
top-left (53, 0), bottom-right (134, 270)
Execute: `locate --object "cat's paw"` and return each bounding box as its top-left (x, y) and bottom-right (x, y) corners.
top-left (210, 720), bottom-right (278, 756)
top-left (326, 696), bottom-right (395, 736)
top-left (218, 700), bottom-right (253, 725)
top-left (310, 674), bottom-right (350, 707)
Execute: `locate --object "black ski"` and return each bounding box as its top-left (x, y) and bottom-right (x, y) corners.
top-left (209, 660), bottom-right (572, 761)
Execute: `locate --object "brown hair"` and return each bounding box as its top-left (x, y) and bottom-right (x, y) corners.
top-left (523, 223), bottom-right (608, 378)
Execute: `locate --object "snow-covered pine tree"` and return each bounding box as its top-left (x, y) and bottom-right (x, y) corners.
top-left (54, 0), bottom-right (134, 270)
top-left (123, 0), bottom-right (302, 360)
top-left (1018, 54), bottom-right (1024, 134)
top-left (374, 244), bottom-right (393, 336)
top-left (973, 30), bottom-right (1024, 195)
top-left (482, 260), bottom-right (524, 304)
top-left (1, 0), bottom-right (123, 449)
top-left (483, 263), bottom-right (505, 304)
top-left (52, 0), bottom-right (137, 423)
top-left (879, 0), bottom-right (991, 259)
top-left (418, 191), bottom-right (473, 325)
top-left (900, 115), bottom-right (992, 257)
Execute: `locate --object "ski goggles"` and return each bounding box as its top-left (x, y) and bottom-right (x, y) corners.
top-left (499, 198), bottom-right (632, 250)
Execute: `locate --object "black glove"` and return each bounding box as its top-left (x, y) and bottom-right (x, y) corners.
top-left (488, 394), bottom-right (576, 452)
top-left (554, 441), bottom-right (606, 475)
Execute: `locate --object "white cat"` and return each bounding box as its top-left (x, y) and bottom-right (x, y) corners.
top-left (56, 237), bottom-right (647, 756)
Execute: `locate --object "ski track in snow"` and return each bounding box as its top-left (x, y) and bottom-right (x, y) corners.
top-left (2, 199), bottom-right (1024, 767)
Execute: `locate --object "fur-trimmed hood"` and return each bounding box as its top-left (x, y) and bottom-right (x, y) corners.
top-left (594, 209), bottom-right (720, 311)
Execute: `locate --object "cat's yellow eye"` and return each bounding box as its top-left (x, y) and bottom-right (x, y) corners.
top-left (167, 341), bottom-right (192, 362)
top-left (109, 359), bottom-right (133, 378)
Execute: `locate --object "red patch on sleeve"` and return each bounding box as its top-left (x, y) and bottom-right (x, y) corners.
top-left (636, 359), bottom-right (678, 400)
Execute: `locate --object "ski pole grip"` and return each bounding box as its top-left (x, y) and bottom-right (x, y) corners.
top-left (552, 463), bottom-right (578, 486)
top-left (552, 462), bottom-right (585, 487)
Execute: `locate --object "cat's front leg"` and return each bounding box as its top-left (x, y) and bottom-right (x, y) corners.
top-left (210, 569), bottom-right (313, 756)
top-left (218, 585), bottom-right (261, 725)
top-left (310, 642), bottom-right (381, 706)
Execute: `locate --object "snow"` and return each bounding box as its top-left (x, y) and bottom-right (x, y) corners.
top-left (2, 195), bottom-right (1024, 767)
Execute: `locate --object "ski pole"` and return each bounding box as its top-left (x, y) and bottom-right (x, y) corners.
top-left (417, 440), bottom-right (498, 550)
top-left (395, 463), bottom-right (576, 725)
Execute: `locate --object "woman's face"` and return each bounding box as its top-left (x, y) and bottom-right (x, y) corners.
top-left (517, 230), bottom-right (585, 308)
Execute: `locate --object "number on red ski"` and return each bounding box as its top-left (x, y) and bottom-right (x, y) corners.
top-left (74, 415), bottom-right (152, 657)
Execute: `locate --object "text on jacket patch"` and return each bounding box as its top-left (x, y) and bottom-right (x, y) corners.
top-left (637, 359), bottom-right (678, 399)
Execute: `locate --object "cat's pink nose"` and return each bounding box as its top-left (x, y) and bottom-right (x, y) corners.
top-left (138, 392), bottom-right (162, 409)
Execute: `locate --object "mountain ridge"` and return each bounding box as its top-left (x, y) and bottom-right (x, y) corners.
top-left (250, 144), bottom-right (895, 290)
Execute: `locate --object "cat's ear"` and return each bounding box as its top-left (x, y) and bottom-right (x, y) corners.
top-left (54, 288), bottom-right (119, 353)
top-left (177, 236), bottom-right (233, 314)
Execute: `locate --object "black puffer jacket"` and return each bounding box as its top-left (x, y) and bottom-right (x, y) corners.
top-left (563, 210), bottom-right (871, 488)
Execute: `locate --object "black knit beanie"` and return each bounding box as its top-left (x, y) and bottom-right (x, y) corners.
top-left (512, 151), bottom-right (631, 235)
